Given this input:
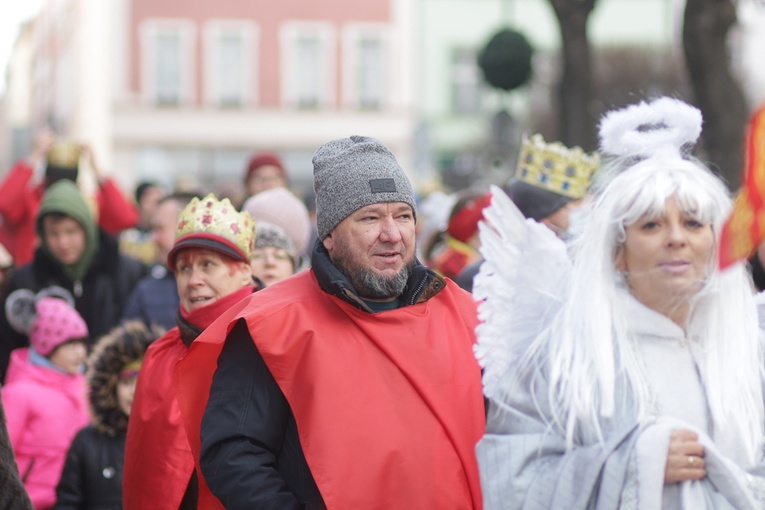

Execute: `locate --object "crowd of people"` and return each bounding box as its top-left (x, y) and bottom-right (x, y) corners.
top-left (0, 95), bottom-right (764, 510)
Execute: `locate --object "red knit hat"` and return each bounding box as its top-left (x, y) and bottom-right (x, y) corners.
top-left (447, 193), bottom-right (491, 243)
top-left (30, 297), bottom-right (88, 356)
top-left (244, 151), bottom-right (286, 184)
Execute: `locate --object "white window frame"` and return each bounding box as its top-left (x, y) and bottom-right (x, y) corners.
top-left (342, 23), bottom-right (390, 110)
top-left (280, 21), bottom-right (336, 109)
top-left (450, 47), bottom-right (482, 115)
top-left (139, 19), bottom-right (196, 106)
top-left (203, 20), bottom-right (259, 107)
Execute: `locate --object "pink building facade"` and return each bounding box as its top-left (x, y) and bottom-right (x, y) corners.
top-left (6, 0), bottom-right (415, 197)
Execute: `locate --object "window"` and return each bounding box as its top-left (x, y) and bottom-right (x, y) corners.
top-left (156, 31), bottom-right (182, 105)
top-left (281, 22), bottom-right (335, 109)
top-left (141, 20), bottom-right (195, 106)
top-left (343, 24), bottom-right (388, 110)
top-left (451, 48), bottom-right (482, 115)
top-left (205, 21), bottom-right (258, 107)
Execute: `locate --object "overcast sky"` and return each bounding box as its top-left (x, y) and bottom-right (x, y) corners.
top-left (0, 1), bottom-right (44, 95)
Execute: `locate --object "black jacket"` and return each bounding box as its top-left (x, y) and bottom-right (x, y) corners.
top-left (55, 321), bottom-right (157, 510)
top-left (54, 426), bottom-right (124, 510)
top-left (0, 399), bottom-right (32, 510)
top-left (200, 241), bottom-right (445, 509)
top-left (0, 230), bottom-right (148, 378)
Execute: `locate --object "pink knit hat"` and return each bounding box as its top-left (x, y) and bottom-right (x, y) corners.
top-left (242, 188), bottom-right (312, 254)
top-left (30, 297), bottom-right (88, 356)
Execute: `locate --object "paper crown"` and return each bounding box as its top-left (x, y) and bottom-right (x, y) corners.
top-left (171, 194), bottom-right (255, 267)
top-left (515, 134), bottom-right (599, 199)
top-left (47, 142), bottom-right (81, 168)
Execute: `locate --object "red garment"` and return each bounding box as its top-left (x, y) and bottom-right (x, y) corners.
top-left (430, 236), bottom-right (482, 279)
top-left (176, 270), bottom-right (486, 510)
top-left (122, 286), bottom-right (253, 510)
top-left (0, 160), bottom-right (138, 266)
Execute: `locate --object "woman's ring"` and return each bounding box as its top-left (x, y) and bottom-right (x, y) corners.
top-left (688, 456), bottom-right (694, 466)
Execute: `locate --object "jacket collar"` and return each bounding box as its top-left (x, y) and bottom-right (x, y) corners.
top-left (310, 239), bottom-right (446, 313)
top-left (619, 287), bottom-right (685, 340)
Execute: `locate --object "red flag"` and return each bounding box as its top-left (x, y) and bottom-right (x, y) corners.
top-left (718, 103), bottom-right (765, 269)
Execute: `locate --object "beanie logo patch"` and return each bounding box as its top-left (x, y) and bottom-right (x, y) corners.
top-left (370, 178), bottom-right (396, 193)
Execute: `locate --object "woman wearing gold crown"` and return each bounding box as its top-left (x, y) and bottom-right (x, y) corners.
top-left (474, 97), bottom-right (765, 509)
top-left (122, 194), bottom-right (261, 509)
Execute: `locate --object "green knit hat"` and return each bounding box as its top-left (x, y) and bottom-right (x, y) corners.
top-left (37, 180), bottom-right (99, 282)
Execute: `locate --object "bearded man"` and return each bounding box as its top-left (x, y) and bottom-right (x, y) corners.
top-left (175, 136), bottom-right (486, 509)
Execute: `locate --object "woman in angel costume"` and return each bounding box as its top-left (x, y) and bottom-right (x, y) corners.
top-left (475, 97), bottom-right (765, 509)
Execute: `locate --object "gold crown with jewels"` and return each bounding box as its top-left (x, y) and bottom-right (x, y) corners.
top-left (515, 134), bottom-right (599, 199)
top-left (174, 194), bottom-right (255, 260)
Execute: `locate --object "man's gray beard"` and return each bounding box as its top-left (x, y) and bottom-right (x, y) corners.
top-left (334, 256), bottom-right (414, 300)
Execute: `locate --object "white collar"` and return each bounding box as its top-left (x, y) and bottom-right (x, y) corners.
top-left (619, 288), bottom-right (685, 340)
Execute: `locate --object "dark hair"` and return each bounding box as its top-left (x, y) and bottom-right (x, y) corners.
top-left (40, 212), bottom-right (74, 224)
top-left (44, 165), bottom-right (78, 189)
top-left (158, 191), bottom-right (199, 210)
top-left (135, 181), bottom-right (162, 203)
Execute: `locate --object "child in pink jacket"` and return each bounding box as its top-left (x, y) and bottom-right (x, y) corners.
top-left (2, 297), bottom-right (89, 509)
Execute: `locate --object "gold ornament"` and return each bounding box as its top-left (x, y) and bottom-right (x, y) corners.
top-left (47, 142), bottom-right (81, 168)
top-left (515, 134), bottom-right (599, 199)
top-left (175, 194), bottom-right (255, 259)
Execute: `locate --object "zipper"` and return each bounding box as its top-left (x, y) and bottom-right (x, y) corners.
top-left (73, 280), bottom-right (83, 297)
top-left (408, 275), bottom-right (429, 305)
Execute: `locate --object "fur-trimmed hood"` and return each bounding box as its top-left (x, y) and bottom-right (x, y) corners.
top-left (86, 321), bottom-right (164, 436)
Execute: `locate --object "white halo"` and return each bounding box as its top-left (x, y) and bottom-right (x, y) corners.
top-left (599, 97), bottom-right (702, 159)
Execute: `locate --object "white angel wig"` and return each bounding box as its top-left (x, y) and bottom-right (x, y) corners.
top-left (537, 98), bottom-right (765, 464)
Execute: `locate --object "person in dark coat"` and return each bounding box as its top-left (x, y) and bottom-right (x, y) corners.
top-left (54, 321), bottom-right (161, 510)
top-left (176, 136), bottom-right (486, 509)
top-left (0, 181), bottom-right (149, 380)
top-left (0, 398), bottom-right (33, 510)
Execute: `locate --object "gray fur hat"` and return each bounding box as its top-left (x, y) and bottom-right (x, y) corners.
top-left (255, 222), bottom-right (296, 253)
top-left (87, 321), bottom-right (163, 436)
top-left (254, 222), bottom-right (300, 269)
top-left (312, 135), bottom-right (417, 239)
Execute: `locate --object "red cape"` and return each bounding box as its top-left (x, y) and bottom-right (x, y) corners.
top-left (176, 270), bottom-right (485, 510)
top-left (123, 328), bottom-right (194, 509)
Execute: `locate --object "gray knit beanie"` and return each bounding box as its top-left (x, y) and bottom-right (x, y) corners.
top-left (254, 222), bottom-right (296, 253)
top-left (313, 135), bottom-right (417, 239)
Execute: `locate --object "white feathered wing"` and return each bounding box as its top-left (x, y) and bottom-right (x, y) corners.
top-left (473, 185), bottom-right (572, 399)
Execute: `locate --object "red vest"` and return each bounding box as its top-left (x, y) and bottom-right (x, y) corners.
top-left (123, 329), bottom-right (194, 509)
top-left (176, 270), bottom-right (485, 510)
